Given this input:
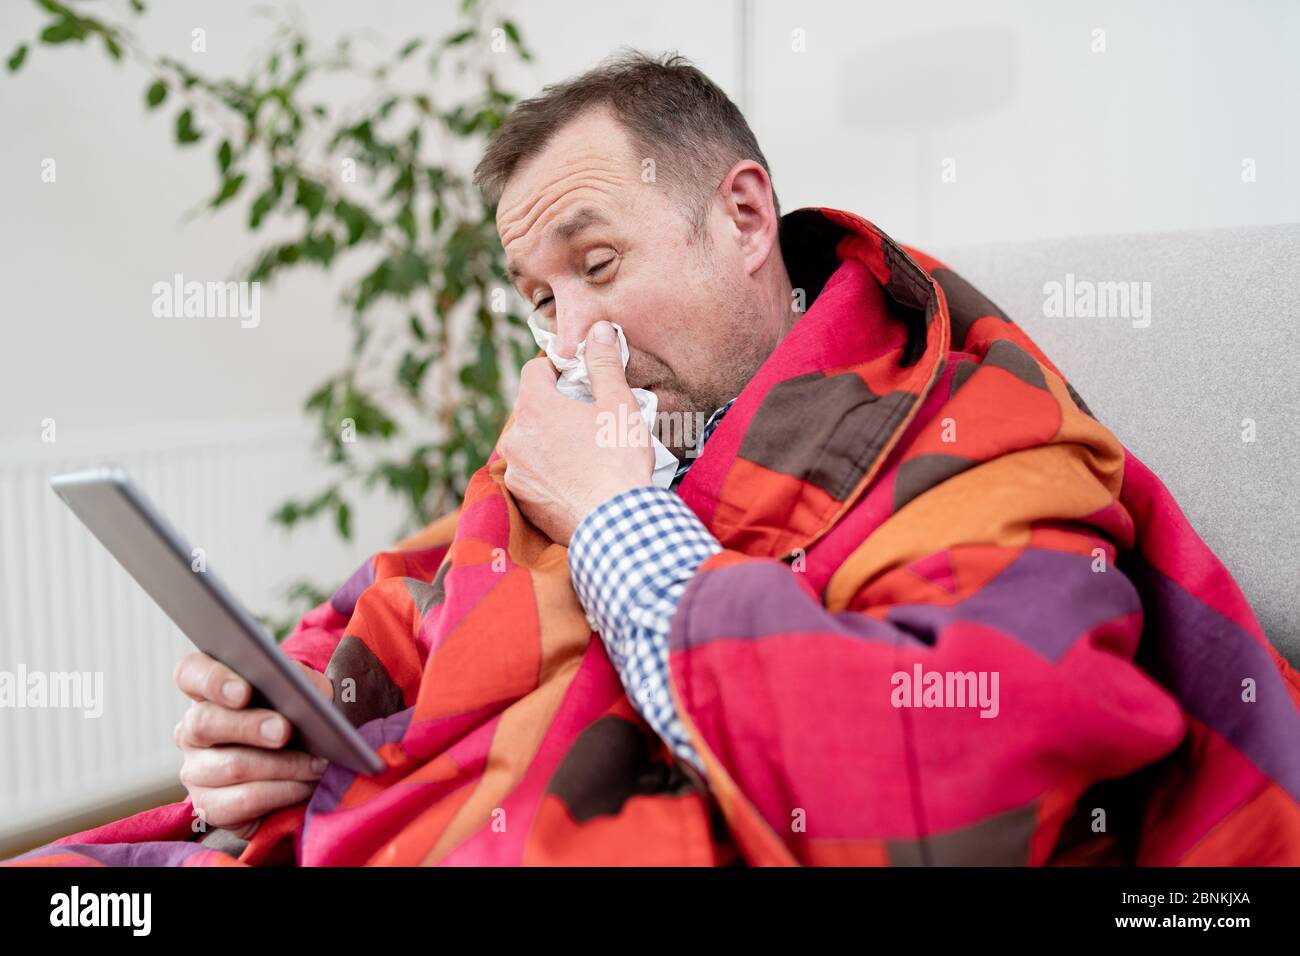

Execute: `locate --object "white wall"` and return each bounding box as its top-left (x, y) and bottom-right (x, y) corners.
top-left (745, 0), bottom-right (1299, 247)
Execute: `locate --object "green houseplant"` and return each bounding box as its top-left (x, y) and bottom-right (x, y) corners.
top-left (9, 0), bottom-right (535, 634)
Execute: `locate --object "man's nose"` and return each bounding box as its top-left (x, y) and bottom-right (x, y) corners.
top-left (552, 306), bottom-right (599, 360)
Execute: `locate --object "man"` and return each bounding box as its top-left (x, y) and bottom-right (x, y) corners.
top-left (14, 52), bottom-right (1299, 866)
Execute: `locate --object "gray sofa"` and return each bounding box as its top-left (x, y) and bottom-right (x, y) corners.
top-left (933, 224), bottom-right (1299, 665)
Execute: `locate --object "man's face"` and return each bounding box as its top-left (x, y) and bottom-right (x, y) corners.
top-left (496, 107), bottom-right (779, 456)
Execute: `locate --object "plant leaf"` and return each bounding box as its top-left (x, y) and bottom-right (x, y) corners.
top-left (211, 172), bottom-right (246, 208)
top-left (145, 80), bottom-right (168, 108)
top-left (175, 108), bottom-right (202, 145)
top-left (39, 21), bottom-right (81, 45)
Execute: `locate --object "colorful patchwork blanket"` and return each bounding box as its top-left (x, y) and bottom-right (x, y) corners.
top-left (9, 207), bottom-right (1300, 866)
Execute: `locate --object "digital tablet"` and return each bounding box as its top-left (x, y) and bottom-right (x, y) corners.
top-left (50, 466), bottom-right (385, 776)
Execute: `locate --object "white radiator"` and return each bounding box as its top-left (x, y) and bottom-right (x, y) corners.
top-left (0, 418), bottom-right (398, 845)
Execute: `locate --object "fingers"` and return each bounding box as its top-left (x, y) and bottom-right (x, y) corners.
top-left (173, 655), bottom-right (334, 835)
top-left (176, 700), bottom-right (293, 749)
top-left (188, 779), bottom-right (318, 831)
top-left (294, 661), bottom-right (334, 701)
top-left (583, 321), bottom-right (634, 406)
top-left (180, 745), bottom-right (327, 789)
top-left (226, 818), bottom-right (261, 840)
top-left (174, 651), bottom-right (249, 707)
top-left (518, 355), bottom-right (558, 393)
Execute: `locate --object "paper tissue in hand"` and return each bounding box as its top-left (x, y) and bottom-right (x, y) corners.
top-left (526, 314), bottom-right (679, 489)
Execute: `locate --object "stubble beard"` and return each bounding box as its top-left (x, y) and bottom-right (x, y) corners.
top-left (649, 304), bottom-right (778, 463)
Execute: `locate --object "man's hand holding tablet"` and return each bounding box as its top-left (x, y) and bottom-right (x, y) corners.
top-left (173, 651), bottom-right (334, 838)
top-left (50, 466), bottom-right (387, 844)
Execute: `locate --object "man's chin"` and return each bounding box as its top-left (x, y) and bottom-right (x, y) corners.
top-left (645, 387), bottom-right (683, 424)
top-left (642, 389), bottom-right (714, 464)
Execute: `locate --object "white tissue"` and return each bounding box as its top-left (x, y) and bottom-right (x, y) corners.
top-left (527, 314), bottom-right (679, 489)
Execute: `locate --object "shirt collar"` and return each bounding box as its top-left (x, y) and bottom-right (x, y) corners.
top-left (669, 397), bottom-right (737, 491)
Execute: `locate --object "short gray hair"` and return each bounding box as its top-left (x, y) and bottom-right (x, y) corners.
top-left (473, 49), bottom-right (780, 232)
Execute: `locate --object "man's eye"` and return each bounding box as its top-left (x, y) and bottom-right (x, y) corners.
top-left (529, 259), bottom-right (611, 313)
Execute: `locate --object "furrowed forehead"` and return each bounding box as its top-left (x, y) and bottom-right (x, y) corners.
top-left (495, 110), bottom-right (630, 223)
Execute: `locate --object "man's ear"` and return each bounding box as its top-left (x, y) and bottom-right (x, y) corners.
top-left (719, 159), bottom-right (780, 276)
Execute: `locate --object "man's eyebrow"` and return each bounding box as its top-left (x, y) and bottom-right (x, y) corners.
top-left (506, 207), bottom-right (612, 285)
top-left (551, 206), bottom-right (610, 241)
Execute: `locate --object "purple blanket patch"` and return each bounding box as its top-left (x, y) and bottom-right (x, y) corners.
top-left (330, 558), bottom-right (377, 617)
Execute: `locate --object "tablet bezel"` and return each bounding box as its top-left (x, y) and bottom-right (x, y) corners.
top-left (50, 466), bottom-right (385, 777)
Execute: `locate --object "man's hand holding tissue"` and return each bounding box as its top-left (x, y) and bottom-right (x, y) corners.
top-left (500, 320), bottom-right (655, 545)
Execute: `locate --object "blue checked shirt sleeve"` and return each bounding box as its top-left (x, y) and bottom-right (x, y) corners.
top-left (568, 486), bottom-right (721, 777)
